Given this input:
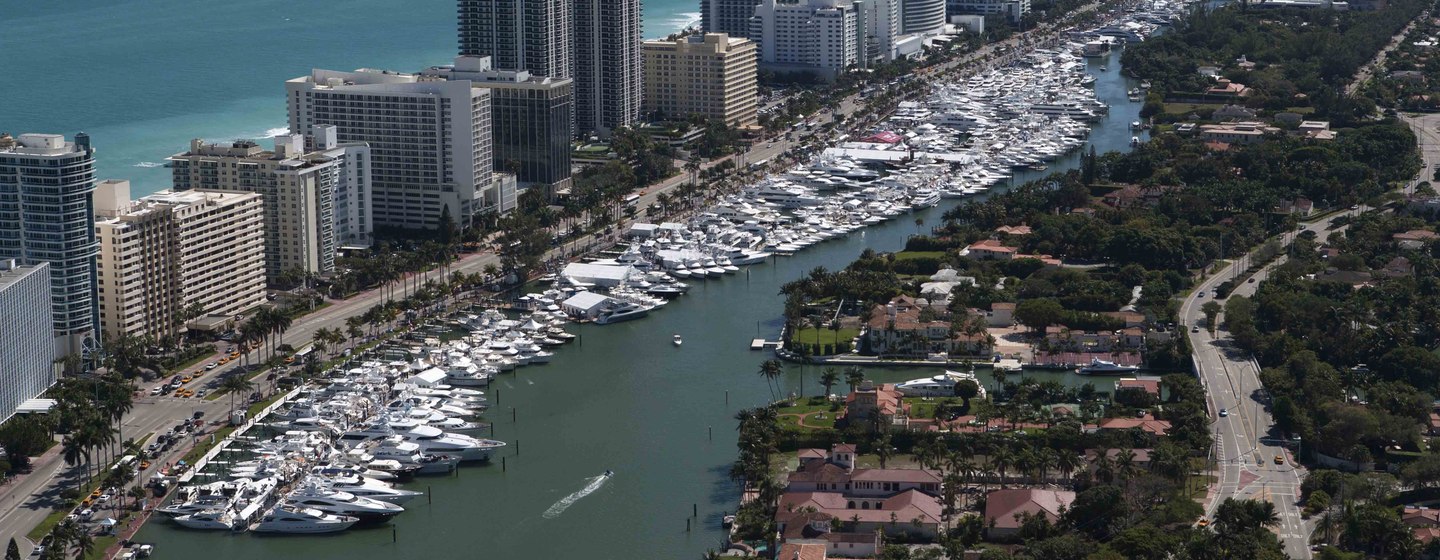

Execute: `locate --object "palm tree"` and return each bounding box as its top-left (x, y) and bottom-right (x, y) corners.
top-left (991, 443), bottom-right (1015, 488)
top-left (844, 366), bottom-right (865, 392)
top-left (818, 368), bottom-right (840, 398)
top-left (60, 434), bottom-right (88, 491)
top-left (220, 374), bottom-right (256, 416)
top-left (757, 359), bottom-right (784, 402)
top-left (69, 525), bottom-right (94, 560)
top-left (874, 432), bottom-right (894, 468)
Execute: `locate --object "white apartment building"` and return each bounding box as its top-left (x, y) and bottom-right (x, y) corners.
top-left (947, 0), bottom-right (1029, 23)
top-left (94, 180), bottom-right (266, 341)
top-left (750, 0), bottom-right (860, 81)
top-left (170, 128), bottom-right (372, 279)
top-left (0, 260), bottom-right (55, 423)
top-left (286, 69), bottom-right (500, 230)
top-left (856, 0), bottom-right (901, 64)
top-left (642, 33), bottom-right (759, 127)
top-left (0, 133), bottom-right (100, 358)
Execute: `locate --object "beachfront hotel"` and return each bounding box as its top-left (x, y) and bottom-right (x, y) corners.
top-left (642, 33), bottom-right (760, 128)
top-left (0, 133), bottom-right (101, 358)
top-left (0, 261), bottom-right (56, 423)
top-left (286, 68), bottom-right (508, 229)
top-left (93, 180), bottom-right (266, 341)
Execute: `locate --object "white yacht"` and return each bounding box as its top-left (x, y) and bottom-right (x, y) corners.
top-left (320, 475), bottom-right (423, 506)
top-left (673, 334), bottom-right (683, 346)
top-left (251, 505), bottom-right (358, 534)
top-left (894, 370), bottom-right (988, 398)
top-left (172, 508), bottom-right (239, 531)
top-left (1077, 358), bottom-right (1141, 375)
top-left (285, 482), bottom-right (404, 523)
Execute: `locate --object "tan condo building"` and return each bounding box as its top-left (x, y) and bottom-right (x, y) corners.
top-left (642, 33), bottom-right (758, 127)
top-left (170, 128), bottom-right (373, 280)
top-left (94, 180), bottom-right (266, 341)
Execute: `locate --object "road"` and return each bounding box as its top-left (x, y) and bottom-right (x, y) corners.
top-left (1181, 205), bottom-right (1367, 559)
top-left (1345, 11), bottom-right (1429, 97)
top-left (1402, 112), bottom-right (1440, 194)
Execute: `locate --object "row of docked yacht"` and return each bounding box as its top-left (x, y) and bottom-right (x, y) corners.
top-left (159, 349), bottom-right (517, 535)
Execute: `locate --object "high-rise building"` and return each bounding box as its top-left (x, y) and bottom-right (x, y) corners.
top-left (169, 129), bottom-right (372, 278)
top-left (947, 0), bottom-right (1029, 23)
top-left (900, 0), bottom-right (946, 34)
top-left (0, 260), bottom-right (55, 423)
top-left (0, 133), bottom-right (100, 358)
top-left (93, 180), bottom-right (266, 341)
top-left (287, 68), bottom-right (503, 230)
top-left (702, 0), bottom-right (763, 37)
top-left (642, 33), bottom-right (759, 127)
top-left (749, 0), bottom-right (860, 81)
top-left (422, 56), bottom-right (574, 196)
top-left (457, 0), bottom-right (572, 79)
top-left (574, 0), bottom-right (642, 138)
top-left (856, 0), bottom-right (901, 64)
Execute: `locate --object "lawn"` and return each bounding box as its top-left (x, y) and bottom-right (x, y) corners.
top-left (1162, 102), bottom-right (1223, 115)
top-left (790, 326), bottom-right (859, 346)
top-left (893, 251), bottom-right (947, 261)
top-left (909, 397), bottom-right (968, 419)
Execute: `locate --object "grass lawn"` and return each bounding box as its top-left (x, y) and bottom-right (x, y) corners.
top-left (791, 326), bottom-right (859, 346)
top-left (909, 397), bottom-right (968, 419)
top-left (893, 251), bottom-right (947, 261)
top-left (1162, 102), bottom-right (1223, 115)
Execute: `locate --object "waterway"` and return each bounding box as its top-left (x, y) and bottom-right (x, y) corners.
top-left (133, 49), bottom-right (1148, 559)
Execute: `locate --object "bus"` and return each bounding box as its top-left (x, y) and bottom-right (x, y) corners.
top-left (623, 193), bottom-right (641, 207)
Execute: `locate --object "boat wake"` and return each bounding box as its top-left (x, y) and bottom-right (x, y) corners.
top-left (133, 161), bottom-right (165, 168)
top-left (542, 472), bottom-right (611, 519)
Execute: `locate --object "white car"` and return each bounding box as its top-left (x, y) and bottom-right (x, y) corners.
top-left (149, 387), bottom-right (163, 396)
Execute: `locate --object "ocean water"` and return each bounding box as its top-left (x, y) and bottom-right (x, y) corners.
top-left (0, 0), bottom-right (699, 196)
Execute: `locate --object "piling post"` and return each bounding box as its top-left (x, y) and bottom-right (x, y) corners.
top-left (694, 503), bottom-right (698, 517)
top-left (512, 407), bottom-right (516, 423)
top-left (502, 456), bottom-right (507, 472)
top-left (687, 518), bottom-right (691, 532)
top-left (392, 526), bottom-right (397, 542)
top-left (725, 390), bottom-right (729, 405)
top-left (428, 487), bottom-right (432, 504)
top-left (516, 439), bottom-right (520, 455)
top-left (708, 426), bottom-right (712, 441)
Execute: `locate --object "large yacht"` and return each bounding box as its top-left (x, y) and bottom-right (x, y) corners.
top-left (172, 508), bottom-right (239, 531)
top-left (250, 505), bottom-right (358, 534)
top-left (1077, 358), bottom-right (1141, 375)
top-left (895, 370), bottom-right (988, 398)
top-left (284, 482), bottom-right (405, 523)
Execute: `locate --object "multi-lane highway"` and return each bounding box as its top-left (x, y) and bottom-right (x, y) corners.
top-left (1181, 207), bottom-right (1364, 559)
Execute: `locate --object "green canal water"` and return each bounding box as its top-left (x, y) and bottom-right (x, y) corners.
top-left (136, 51), bottom-right (1147, 559)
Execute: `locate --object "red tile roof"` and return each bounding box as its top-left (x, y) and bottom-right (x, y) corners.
top-left (985, 489), bottom-right (1076, 530)
top-left (777, 543), bottom-right (829, 560)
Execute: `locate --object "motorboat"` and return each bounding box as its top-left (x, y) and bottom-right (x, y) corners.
top-left (673, 334), bottom-right (683, 346)
top-left (285, 482), bottom-right (405, 523)
top-left (321, 475), bottom-right (423, 505)
top-left (594, 301), bottom-right (650, 325)
top-left (250, 505), bottom-right (358, 534)
top-left (172, 508), bottom-right (239, 531)
top-left (1077, 358), bottom-right (1141, 375)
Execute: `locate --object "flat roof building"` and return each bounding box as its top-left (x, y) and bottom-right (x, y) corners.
top-left (94, 180), bottom-right (266, 341)
top-left (0, 132), bottom-right (100, 358)
top-left (702, 0), bottom-right (762, 37)
top-left (287, 68), bottom-right (501, 230)
top-left (0, 261), bottom-right (56, 423)
top-left (750, 0), bottom-right (861, 81)
top-left (422, 56), bottom-right (574, 197)
top-left (642, 33), bottom-right (759, 127)
top-left (170, 130), bottom-right (372, 279)
top-left (457, 0), bottom-right (572, 79)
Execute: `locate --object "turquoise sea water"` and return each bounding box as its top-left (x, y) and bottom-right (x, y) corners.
top-left (1, 0), bottom-right (700, 196)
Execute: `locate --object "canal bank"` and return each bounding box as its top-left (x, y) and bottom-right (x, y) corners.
top-left (135, 49), bottom-right (1148, 559)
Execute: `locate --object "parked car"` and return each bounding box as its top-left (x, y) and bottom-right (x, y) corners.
top-left (1219, 409), bottom-right (1228, 417)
